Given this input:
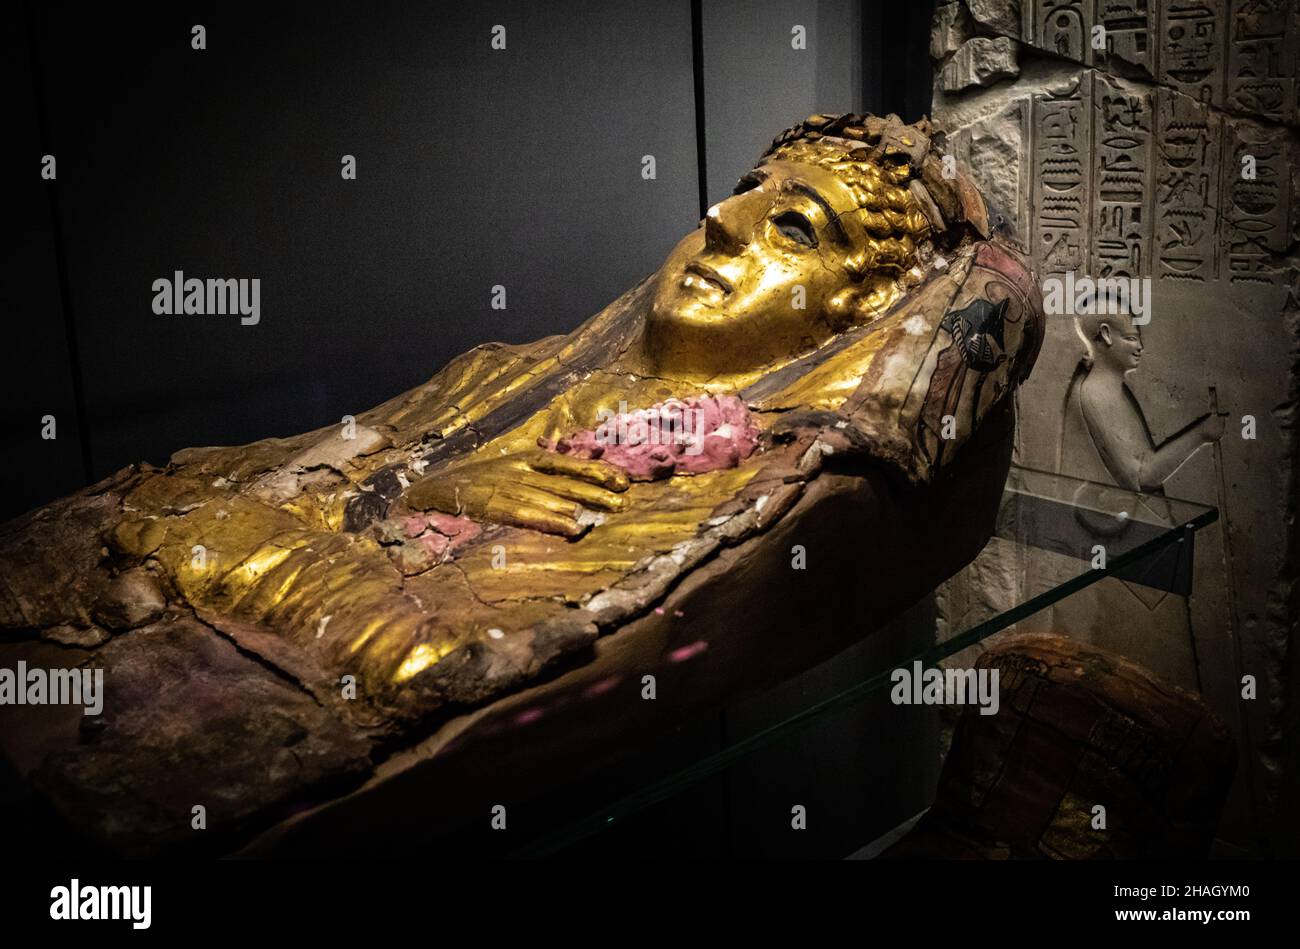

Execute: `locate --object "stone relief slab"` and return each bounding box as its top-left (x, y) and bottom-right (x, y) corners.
top-left (931, 0), bottom-right (1300, 851)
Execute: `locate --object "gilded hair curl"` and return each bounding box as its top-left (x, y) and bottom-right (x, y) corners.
top-left (746, 112), bottom-right (990, 280)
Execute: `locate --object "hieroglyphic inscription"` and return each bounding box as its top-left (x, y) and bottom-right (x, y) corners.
top-left (1027, 0), bottom-right (1298, 121)
top-left (1092, 74), bottom-right (1153, 278)
top-left (1159, 0), bottom-right (1225, 105)
top-left (1037, 0), bottom-right (1093, 63)
top-left (1222, 123), bottom-right (1290, 286)
top-left (1020, 0), bottom-right (1294, 286)
top-left (1032, 77), bottom-right (1092, 279)
top-left (1226, 0), bottom-right (1297, 122)
top-left (1096, 0), bottom-right (1156, 73)
top-left (1154, 87), bottom-right (1220, 281)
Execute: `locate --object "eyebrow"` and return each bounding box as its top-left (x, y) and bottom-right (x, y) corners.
top-left (786, 179), bottom-right (850, 246)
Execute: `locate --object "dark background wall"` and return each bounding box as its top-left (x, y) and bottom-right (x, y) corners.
top-left (12, 1), bottom-right (704, 518)
top-left (6, 0), bottom-right (932, 522)
top-left (5, 0), bottom-right (934, 856)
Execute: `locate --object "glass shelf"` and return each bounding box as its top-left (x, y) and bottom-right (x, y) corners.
top-left (508, 464), bottom-right (1218, 857)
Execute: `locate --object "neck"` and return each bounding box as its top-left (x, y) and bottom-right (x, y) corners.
top-left (1088, 360), bottom-right (1129, 382)
top-left (623, 326), bottom-right (804, 392)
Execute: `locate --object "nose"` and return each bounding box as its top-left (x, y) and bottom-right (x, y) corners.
top-left (703, 200), bottom-right (746, 255)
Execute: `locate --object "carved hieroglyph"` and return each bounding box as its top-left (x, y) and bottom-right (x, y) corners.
top-left (931, 0), bottom-right (1300, 851)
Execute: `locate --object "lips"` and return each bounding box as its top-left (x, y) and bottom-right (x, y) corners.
top-left (684, 261), bottom-right (733, 295)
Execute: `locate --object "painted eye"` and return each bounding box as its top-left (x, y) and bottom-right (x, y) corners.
top-left (773, 211), bottom-right (817, 248)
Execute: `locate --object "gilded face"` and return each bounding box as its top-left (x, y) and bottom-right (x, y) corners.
top-left (645, 160), bottom-right (883, 378)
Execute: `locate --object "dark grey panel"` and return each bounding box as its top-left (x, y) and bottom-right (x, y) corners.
top-left (879, 1), bottom-right (936, 123)
top-left (1, 17), bottom-right (87, 522)
top-left (25, 1), bottom-right (698, 482)
top-left (701, 0), bottom-right (863, 205)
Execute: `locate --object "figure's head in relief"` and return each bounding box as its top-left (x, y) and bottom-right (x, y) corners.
top-left (644, 113), bottom-right (977, 380)
top-left (1074, 312), bottom-right (1143, 374)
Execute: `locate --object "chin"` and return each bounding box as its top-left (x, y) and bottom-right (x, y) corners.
top-left (650, 293), bottom-right (731, 330)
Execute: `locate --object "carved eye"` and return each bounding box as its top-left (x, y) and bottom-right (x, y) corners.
top-left (733, 172), bottom-right (763, 195)
top-left (773, 211), bottom-right (817, 248)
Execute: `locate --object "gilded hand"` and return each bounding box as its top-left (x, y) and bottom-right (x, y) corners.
top-left (403, 450), bottom-right (630, 537)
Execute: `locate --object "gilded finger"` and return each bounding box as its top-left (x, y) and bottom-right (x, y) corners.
top-left (528, 452), bottom-right (630, 491)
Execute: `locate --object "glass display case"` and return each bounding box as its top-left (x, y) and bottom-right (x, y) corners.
top-left (503, 465), bottom-right (1219, 858)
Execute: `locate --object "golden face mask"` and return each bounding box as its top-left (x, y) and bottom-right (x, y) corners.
top-left (645, 134), bottom-right (936, 381)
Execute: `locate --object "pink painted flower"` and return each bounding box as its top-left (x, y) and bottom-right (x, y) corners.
top-left (547, 394), bottom-right (760, 480)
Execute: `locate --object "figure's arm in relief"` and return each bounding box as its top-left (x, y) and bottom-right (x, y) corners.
top-left (1082, 383), bottom-right (1222, 491)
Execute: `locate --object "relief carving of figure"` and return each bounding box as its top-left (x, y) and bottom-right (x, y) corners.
top-left (1055, 310), bottom-right (1226, 686)
top-left (1060, 312), bottom-right (1224, 493)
